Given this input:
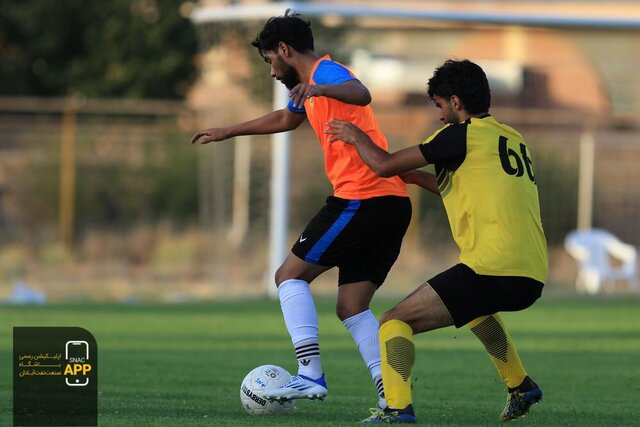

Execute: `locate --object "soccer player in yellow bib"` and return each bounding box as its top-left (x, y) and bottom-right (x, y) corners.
top-left (325, 59), bottom-right (547, 424)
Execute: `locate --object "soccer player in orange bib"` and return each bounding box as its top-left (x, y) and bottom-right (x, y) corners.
top-left (191, 10), bottom-right (411, 413)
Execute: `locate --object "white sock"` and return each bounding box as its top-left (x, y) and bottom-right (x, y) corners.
top-left (278, 279), bottom-right (323, 379)
top-left (342, 309), bottom-right (384, 399)
top-left (375, 376), bottom-right (386, 408)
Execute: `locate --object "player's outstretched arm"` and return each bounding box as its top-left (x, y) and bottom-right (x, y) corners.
top-left (191, 109), bottom-right (306, 144)
top-left (288, 80), bottom-right (371, 110)
top-left (325, 119), bottom-right (427, 177)
top-left (400, 170), bottom-right (440, 195)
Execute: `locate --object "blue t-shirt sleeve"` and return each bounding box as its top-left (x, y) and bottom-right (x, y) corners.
top-left (312, 60), bottom-right (357, 85)
top-left (285, 60), bottom-right (356, 113)
top-left (287, 100), bottom-right (306, 114)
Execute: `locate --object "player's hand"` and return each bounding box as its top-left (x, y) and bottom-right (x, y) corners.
top-left (190, 128), bottom-right (230, 144)
top-left (289, 83), bottom-right (323, 109)
top-left (324, 119), bottom-right (367, 145)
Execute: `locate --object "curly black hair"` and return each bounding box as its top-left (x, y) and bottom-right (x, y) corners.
top-left (251, 9), bottom-right (314, 55)
top-left (427, 60), bottom-right (491, 115)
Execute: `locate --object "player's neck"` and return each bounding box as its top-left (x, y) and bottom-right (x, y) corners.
top-left (456, 111), bottom-right (471, 123)
top-left (295, 51), bottom-right (320, 83)
top-left (457, 111), bottom-right (489, 123)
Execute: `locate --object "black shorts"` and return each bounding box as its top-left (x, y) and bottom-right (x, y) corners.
top-left (429, 264), bottom-right (544, 328)
top-left (292, 195), bottom-right (411, 286)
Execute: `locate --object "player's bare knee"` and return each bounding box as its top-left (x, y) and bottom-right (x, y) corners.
top-left (274, 266), bottom-right (290, 286)
top-left (379, 309), bottom-right (398, 325)
top-left (380, 308), bottom-right (419, 332)
top-left (335, 302), bottom-right (358, 321)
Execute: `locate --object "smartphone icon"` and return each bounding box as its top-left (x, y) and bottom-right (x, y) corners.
top-left (65, 340), bottom-right (90, 386)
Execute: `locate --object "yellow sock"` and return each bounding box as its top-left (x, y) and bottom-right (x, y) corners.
top-left (467, 314), bottom-right (527, 389)
top-left (379, 319), bottom-right (414, 409)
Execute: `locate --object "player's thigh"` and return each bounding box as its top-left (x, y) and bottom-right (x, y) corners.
top-left (381, 282), bottom-right (454, 333)
top-left (483, 275), bottom-right (544, 313)
top-left (428, 263), bottom-right (491, 328)
top-left (427, 263), bottom-right (543, 328)
top-left (337, 196), bottom-right (411, 286)
top-left (291, 196), bottom-right (361, 266)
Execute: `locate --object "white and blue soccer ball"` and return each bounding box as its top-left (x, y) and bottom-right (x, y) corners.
top-left (239, 364), bottom-right (295, 416)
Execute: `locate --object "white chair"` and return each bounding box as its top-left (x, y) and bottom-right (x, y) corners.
top-left (564, 228), bottom-right (638, 294)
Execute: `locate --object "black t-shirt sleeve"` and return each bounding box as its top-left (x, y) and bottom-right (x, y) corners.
top-left (418, 123), bottom-right (467, 171)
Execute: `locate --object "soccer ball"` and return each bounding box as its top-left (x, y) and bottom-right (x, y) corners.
top-left (239, 364), bottom-right (295, 416)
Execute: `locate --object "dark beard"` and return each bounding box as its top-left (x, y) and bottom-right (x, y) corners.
top-left (279, 63), bottom-right (300, 90)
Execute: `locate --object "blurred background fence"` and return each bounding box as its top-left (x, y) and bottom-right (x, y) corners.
top-left (1, 1), bottom-right (639, 301)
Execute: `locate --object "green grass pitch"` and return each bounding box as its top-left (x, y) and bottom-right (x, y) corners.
top-left (1, 296), bottom-right (638, 426)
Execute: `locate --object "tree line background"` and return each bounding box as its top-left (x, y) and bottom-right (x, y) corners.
top-left (0, 0), bottom-right (198, 99)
